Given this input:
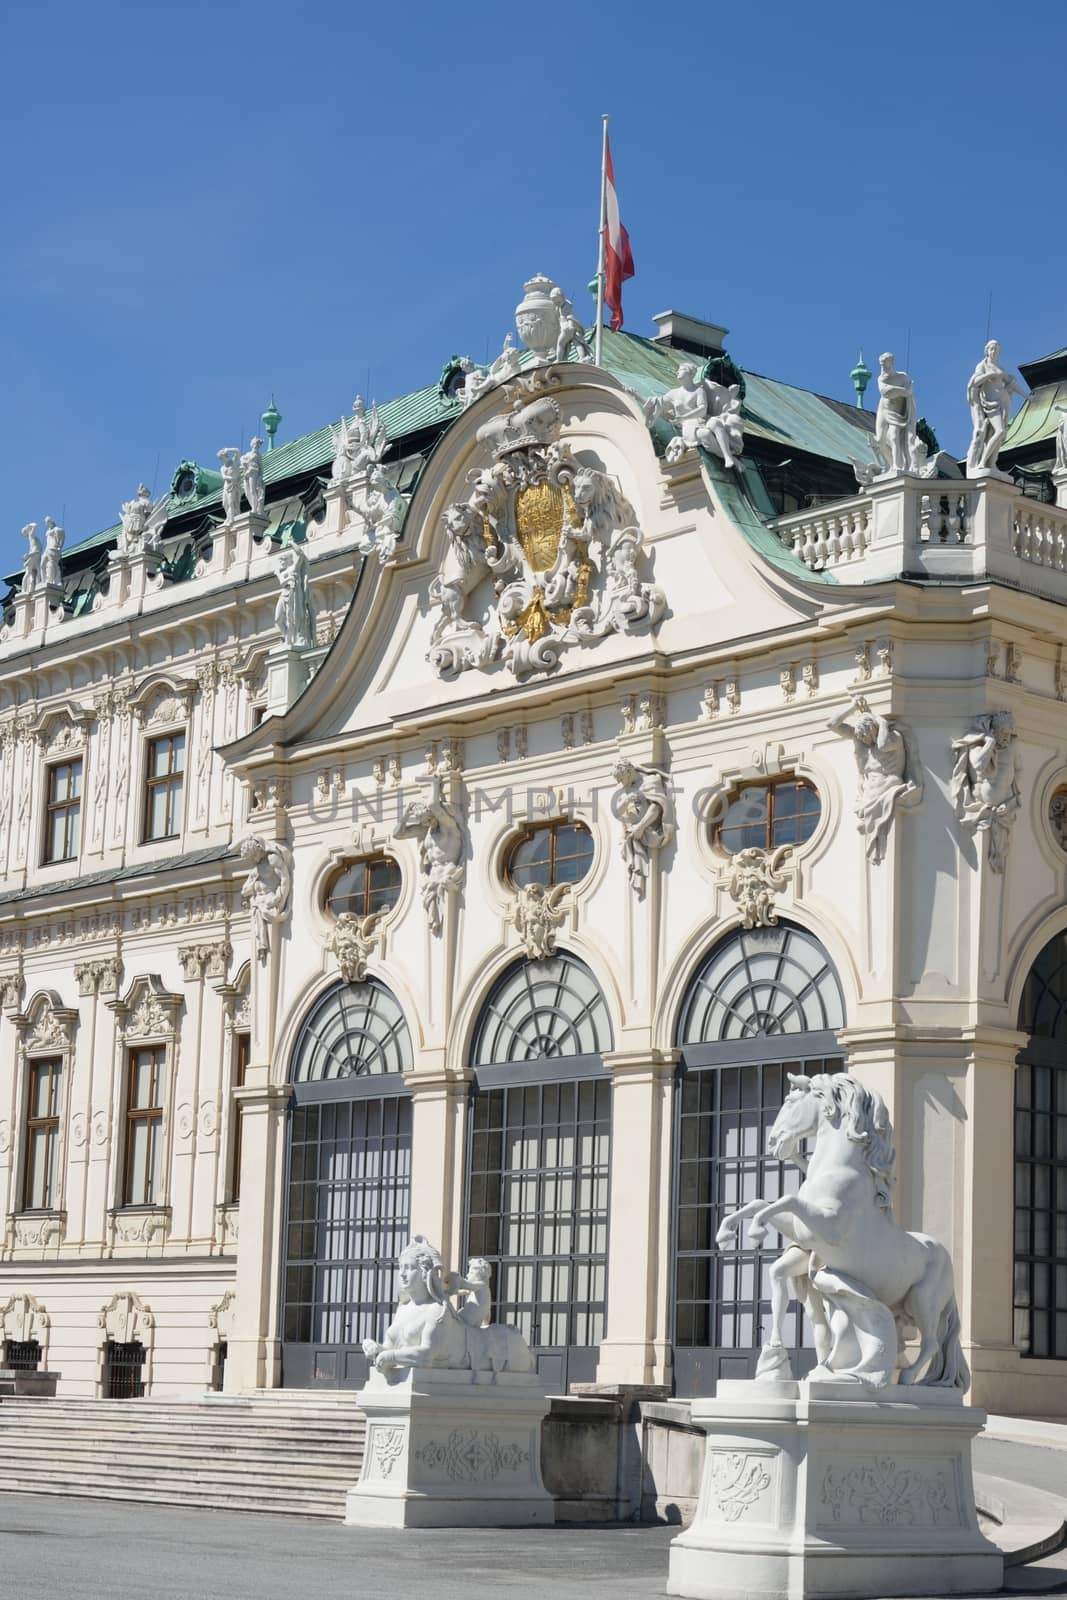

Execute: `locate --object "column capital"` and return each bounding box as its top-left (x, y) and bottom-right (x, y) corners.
top-left (602, 1047), bottom-right (679, 1080)
top-left (232, 1082), bottom-right (293, 1111)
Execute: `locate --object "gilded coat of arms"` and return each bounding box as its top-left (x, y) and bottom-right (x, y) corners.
top-left (429, 391), bottom-right (665, 680)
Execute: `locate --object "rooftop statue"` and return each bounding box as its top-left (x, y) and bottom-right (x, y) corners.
top-left (1054, 404), bottom-right (1067, 472)
top-left (217, 448), bottom-right (243, 524)
top-left (965, 339), bottom-right (1026, 473)
top-left (459, 337), bottom-right (523, 409)
top-left (873, 352), bottom-right (919, 474)
top-left (40, 518), bottom-right (64, 589)
top-left (118, 483), bottom-right (169, 556)
top-left (274, 541), bottom-right (316, 649)
top-left (457, 275), bottom-right (593, 411)
top-left (20, 523), bottom-right (41, 595)
top-left (331, 396), bottom-right (387, 485)
top-left (829, 696), bottom-right (922, 864)
top-left (241, 437), bottom-right (265, 518)
top-left (716, 1072), bottom-right (969, 1390)
top-left (642, 361), bottom-right (745, 470)
top-left (361, 1236), bottom-right (535, 1378)
top-left (950, 709), bottom-right (1021, 873)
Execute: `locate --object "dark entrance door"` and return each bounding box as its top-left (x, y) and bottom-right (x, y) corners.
top-left (465, 953), bottom-right (614, 1392)
top-left (672, 923), bottom-right (845, 1396)
top-left (280, 979), bottom-right (413, 1389)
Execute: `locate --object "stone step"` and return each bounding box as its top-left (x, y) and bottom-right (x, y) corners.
top-left (0, 1477), bottom-right (345, 1518)
top-left (0, 1418), bottom-right (365, 1444)
top-left (0, 1441), bottom-right (362, 1477)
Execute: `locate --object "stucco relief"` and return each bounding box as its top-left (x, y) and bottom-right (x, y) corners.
top-left (820, 1456), bottom-right (956, 1528)
top-left (829, 698), bottom-right (922, 864)
top-left (99, 1291), bottom-right (154, 1344)
top-left (429, 394), bottom-right (663, 681)
top-left (726, 845), bottom-right (793, 929)
top-left (14, 1215), bottom-right (63, 1250)
top-left (705, 1451), bottom-right (773, 1522)
top-left (327, 912), bottom-right (381, 983)
top-left (414, 1430), bottom-right (529, 1483)
top-left (512, 882), bottom-right (570, 959)
top-left (950, 710), bottom-right (1021, 872)
top-left (394, 779), bottom-right (464, 937)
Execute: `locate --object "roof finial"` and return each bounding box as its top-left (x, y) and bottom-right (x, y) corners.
top-left (850, 350), bottom-right (872, 410)
top-left (261, 394), bottom-right (282, 451)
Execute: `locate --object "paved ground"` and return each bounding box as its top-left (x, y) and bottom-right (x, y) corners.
top-left (0, 1435), bottom-right (1065, 1600)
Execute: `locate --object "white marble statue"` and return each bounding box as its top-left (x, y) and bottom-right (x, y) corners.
top-left (873, 352), bottom-right (919, 474)
top-left (515, 273), bottom-right (593, 367)
top-left (118, 484), bottom-right (169, 555)
top-left (331, 396), bottom-right (386, 484)
top-left (549, 284), bottom-right (594, 364)
top-left (238, 834), bottom-right (293, 961)
top-left (458, 336), bottom-right (522, 409)
top-left (1054, 404), bottom-right (1067, 472)
top-left (829, 698), bottom-right (922, 864)
top-left (361, 1236), bottom-right (534, 1377)
top-left (728, 844), bottom-right (792, 929)
top-left (572, 523), bottom-right (665, 640)
top-left (40, 518), bottom-right (64, 589)
top-left (217, 448), bottom-right (243, 523)
top-left (716, 1072), bottom-right (969, 1390)
top-left (241, 437), bottom-right (265, 518)
top-left (20, 523), bottom-right (41, 594)
top-left (965, 340), bottom-right (1026, 473)
top-left (612, 756), bottom-right (674, 899)
top-left (394, 778), bottom-right (464, 935)
top-left (643, 362), bottom-right (745, 470)
top-left (274, 542), bottom-right (316, 649)
top-left (351, 466), bottom-right (404, 563)
top-left (950, 710), bottom-right (1021, 872)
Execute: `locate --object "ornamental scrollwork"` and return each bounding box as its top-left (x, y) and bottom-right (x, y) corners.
top-left (706, 1451), bottom-right (772, 1522)
top-left (820, 1457), bottom-right (955, 1528)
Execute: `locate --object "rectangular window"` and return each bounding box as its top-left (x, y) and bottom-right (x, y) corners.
top-left (230, 1031), bottom-right (250, 1203)
top-left (142, 733), bottom-right (185, 842)
top-left (22, 1058), bottom-right (62, 1211)
top-left (43, 759), bottom-right (82, 864)
top-left (123, 1046), bottom-right (165, 1207)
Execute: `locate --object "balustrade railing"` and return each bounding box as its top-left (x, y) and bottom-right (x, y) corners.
top-left (770, 472), bottom-right (1067, 601)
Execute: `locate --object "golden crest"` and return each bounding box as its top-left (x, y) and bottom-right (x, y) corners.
top-left (514, 481), bottom-right (564, 573)
top-left (516, 589), bottom-right (551, 643)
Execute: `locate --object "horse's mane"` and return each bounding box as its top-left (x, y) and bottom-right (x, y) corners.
top-left (808, 1074), bottom-right (896, 1212)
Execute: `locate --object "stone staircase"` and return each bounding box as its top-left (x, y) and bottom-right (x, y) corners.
top-left (0, 1393), bottom-right (366, 1518)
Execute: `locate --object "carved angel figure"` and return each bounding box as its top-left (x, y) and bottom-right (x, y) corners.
top-left (612, 757), bottom-right (674, 899)
top-left (331, 396), bottom-right (386, 483)
top-left (351, 466), bottom-right (404, 564)
top-left (394, 779), bottom-right (464, 935)
top-left (728, 845), bottom-right (792, 930)
top-left (20, 523), bottom-right (40, 594)
top-left (40, 518), bottom-right (64, 589)
top-left (829, 699), bottom-right (922, 865)
top-left (217, 448), bottom-right (243, 523)
top-left (118, 484), bottom-right (169, 555)
top-left (549, 285), bottom-right (594, 365)
top-left (239, 835), bottom-right (293, 961)
top-left (950, 710), bottom-right (1021, 872)
top-left (360, 1236), bottom-right (534, 1379)
top-left (459, 336), bottom-right (522, 409)
top-left (274, 542), bottom-right (316, 649)
top-left (512, 881), bottom-right (569, 960)
top-left (965, 340), bottom-right (1026, 473)
top-left (241, 437), bottom-right (265, 518)
top-left (644, 362), bottom-right (745, 470)
top-left (572, 525), bottom-right (665, 640)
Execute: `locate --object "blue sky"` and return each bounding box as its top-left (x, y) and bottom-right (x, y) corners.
top-left (2, 0), bottom-right (1065, 567)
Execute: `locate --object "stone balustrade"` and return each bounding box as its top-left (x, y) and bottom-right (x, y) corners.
top-left (770, 470), bottom-right (1067, 601)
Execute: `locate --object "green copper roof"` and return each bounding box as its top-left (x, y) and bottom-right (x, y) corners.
top-left (1004, 380), bottom-right (1067, 453)
top-left (58, 326), bottom-right (876, 570)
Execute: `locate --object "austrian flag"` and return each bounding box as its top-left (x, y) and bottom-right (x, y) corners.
top-left (603, 132), bottom-right (634, 332)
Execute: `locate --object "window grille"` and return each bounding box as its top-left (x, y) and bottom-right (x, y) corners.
top-left (1015, 929), bottom-right (1067, 1359)
top-left (3, 1340), bottom-right (41, 1372)
top-left (472, 952), bottom-right (612, 1065)
top-left (290, 979), bottom-right (412, 1082)
top-left (104, 1340), bottom-right (145, 1399)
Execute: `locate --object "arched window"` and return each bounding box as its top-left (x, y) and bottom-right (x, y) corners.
top-left (673, 922), bottom-right (845, 1396)
top-left (281, 981), bottom-right (412, 1389)
top-left (290, 978), bottom-right (412, 1082)
top-left (467, 952), bottom-right (613, 1392)
top-left (1015, 929), bottom-right (1067, 1360)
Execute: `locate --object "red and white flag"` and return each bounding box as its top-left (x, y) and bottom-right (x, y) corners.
top-left (603, 131), bottom-right (634, 332)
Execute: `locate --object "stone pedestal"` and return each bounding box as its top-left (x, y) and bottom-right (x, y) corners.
top-left (667, 1380), bottom-right (1001, 1600)
top-left (265, 643), bottom-right (325, 715)
top-left (1053, 466), bottom-right (1067, 511)
top-left (345, 1366), bottom-right (553, 1529)
top-left (0, 1367), bottom-right (59, 1397)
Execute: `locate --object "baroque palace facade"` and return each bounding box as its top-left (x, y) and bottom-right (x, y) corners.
top-left (2, 280), bottom-right (1067, 1415)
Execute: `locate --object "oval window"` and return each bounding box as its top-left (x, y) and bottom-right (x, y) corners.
top-left (507, 820), bottom-right (594, 889)
top-left (715, 778), bottom-right (821, 854)
top-left (325, 853), bottom-right (401, 918)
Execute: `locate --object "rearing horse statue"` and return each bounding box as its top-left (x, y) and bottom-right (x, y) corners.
top-left (716, 1072), bottom-right (968, 1390)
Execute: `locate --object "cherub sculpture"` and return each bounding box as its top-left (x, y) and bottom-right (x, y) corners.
top-left (643, 362), bottom-right (745, 470)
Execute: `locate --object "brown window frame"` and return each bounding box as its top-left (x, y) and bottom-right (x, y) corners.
top-left (230, 1030), bottom-right (251, 1203)
top-left (506, 818), bottom-right (595, 889)
top-left (22, 1057), bottom-right (62, 1212)
top-left (43, 757), bottom-right (83, 865)
top-left (142, 732), bottom-right (185, 843)
top-left (713, 776), bottom-right (821, 854)
top-left (122, 1045), bottom-right (166, 1208)
top-left (325, 853), bottom-right (403, 920)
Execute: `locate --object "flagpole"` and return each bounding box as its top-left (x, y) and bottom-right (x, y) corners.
top-left (594, 113), bottom-right (609, 368)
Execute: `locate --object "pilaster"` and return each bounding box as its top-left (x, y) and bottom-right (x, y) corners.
top-left (594, 1048), bottom-right (677, 1389)
top-left (407, 1065), bottom-right (470, 1272)
top-left (224, 1081), bottom-right (292, 1392)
